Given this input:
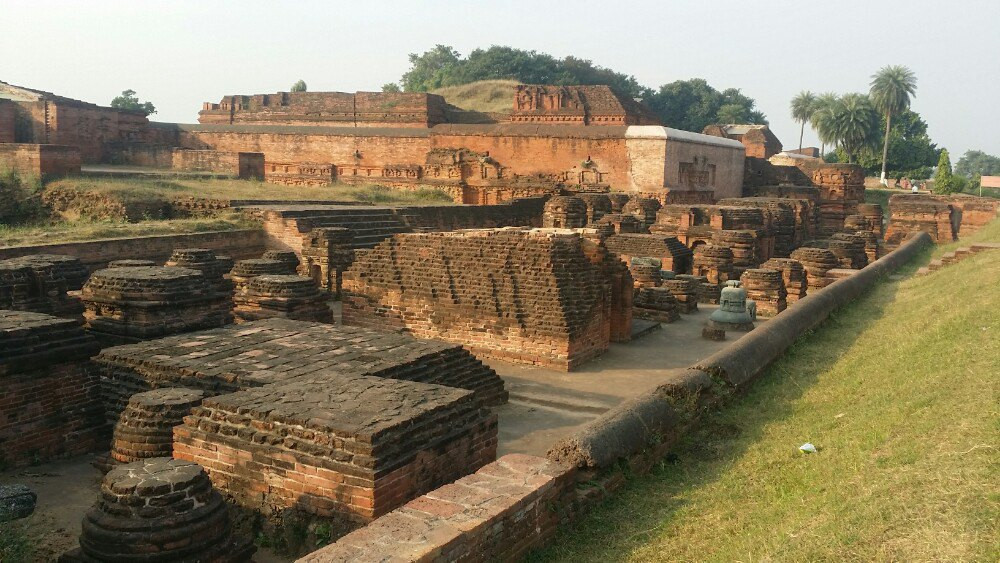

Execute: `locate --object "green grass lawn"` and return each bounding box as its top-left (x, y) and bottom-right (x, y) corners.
top-left (532, 223), bottom-right (1000, 562)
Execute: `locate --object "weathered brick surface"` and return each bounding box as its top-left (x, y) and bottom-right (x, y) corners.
top-left (761, 258), bottom-right (807, 304)
top-left (230, 258), bottom-right (293, 292)
top-left (605, 233), bottom-right (693, 274)
top-left (199, 91), bottom-right (447, 128)
top-left (790, 247), bottom-right (839, 291)
top-left (0, 311), bottom-right (102, 467)
top-left (633, 287), bottom-right (680, 323)
top-left (885, 194), bottom-right (955, 246)
top-left (110, 388), bottom-right (206, 465)
top-left (175, 374), bottom-right (496, 521)
top-left (0, 254), bottom-right (87, 318)
top-left (60, 458), bottom-right (254, 562)
top-left (342, 228), bottom-right (633, 371)
top-left (693, 244), bottom-right (735, 285)
top-left (542, 196), bottom-right (587, 228)
top-left (81, 266), bottom-right (232, 344)
top-left (0, 143), bottom-right (81, 176)
top-left (92, 318), bottom-right (507, 423)
top-left (297, 454), bottom-right (576, 563)
top-left (740, 268), bottom-right (786, 317)
top-left (233, 274), bottom-right (333, 323)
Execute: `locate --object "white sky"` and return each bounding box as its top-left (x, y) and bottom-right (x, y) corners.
top-left (2, 0), bottom-right (997, 158)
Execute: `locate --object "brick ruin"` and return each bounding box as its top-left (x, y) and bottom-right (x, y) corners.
top-left (0, 311), bottom-right (102, 467)
top-left (342, 228), bottom-right (633, 371)
top-left (232, 274), bottom-right (333, 323)
top-left (884, 193), bottom-right (1000, 247)
top-left (0, 254), bottom-right (87, 319)
top-left (89, 318), bottom-right (505, 529)
top-left (60, 458), bottom-right (255, 562)
top-left (510, 85), bottom-right (660, 126)
top-left (703, 124), bottom-right (783, 159)
top-left (109, 388), bottom-right (206, 466)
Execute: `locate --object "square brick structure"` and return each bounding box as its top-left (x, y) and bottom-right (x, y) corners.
top-left (342, 228), bottom-right (633, 371)
top-left (91, 319), bottom-right (504, 529)
top-left (0, 311), bottom-right (102, 467)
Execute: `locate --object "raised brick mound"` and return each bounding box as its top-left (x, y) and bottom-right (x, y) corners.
top-left (233, 274), bottom-right (333, 323)
top-left (576, 193), bottom-right (612, 223)
top-left (542, 196), bottom-right (587, 228)
top-left (660, 277), bottom-right (699, 313)
top-left (164, 248), bottom-right (233, 293)
top-left (592, 212), bottom-right (642, 234)
top-left (827, 233), bottom-right (868, 269)
top-left (230, 258), bottom-right (289, 291)
top-left (0, 311), bottom-right (102, 467)
top-left (262, 249), bottom-right (301, 272)
top-left (712, 230), bottom-right (757, 276)
top-left (717, 198), bottom-right (797, 257)
top-left (843, 214), bottom-right (868, 232)
top-left (676, 274), bottom-right (719, 304)
top-left (81, 266), bottom-right (231, 344)
top-left (790, 247), bottom-right (839, 291)
top-left (622, 197), bottom-right (661, 231)
top-left (761, 258), bottom-right (807, 304)
top-left (633, 286), bottom-right (680, 323)
top-left (884, 194), bottom-right (954, 246)
top-left (60, 458), bottom-right (254, 562)
top-left (693, 244), bottom-right (735, 285)
top-left (858, 203), bottom-right (884, 237)
top-left (607, 192), bottom-right (632, 213)
top-left (604, 233), bottom-right (693, 274)
top-left (110, 388), bottom-right (206, 465)
top-left (0, 256), bottom-right (84, 319)
top-left (342, 228), bottom-right (633, 371)
top-left (854, 230), bottom-right (880, 263)
top-left (107, 259), bottom-right (156, 268)
top-left (10, 254), bottom-right (89, 290)
top-left (300, 227), bottom-right (355, 296)
top-left (628, 260), bottom-right (661, 288)
top-left (93, 318), bottom-right (507, 423)
top-left (175, 373), bottom-right (496, 523)
top-left (740, 268), bottom-right (787, 317)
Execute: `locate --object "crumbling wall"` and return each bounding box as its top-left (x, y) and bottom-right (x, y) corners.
top-left (342, 228), bottom-right (632, 371)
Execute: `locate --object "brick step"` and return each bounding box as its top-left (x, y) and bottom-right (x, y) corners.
top-left (309, 219), bottom-right (407, 230)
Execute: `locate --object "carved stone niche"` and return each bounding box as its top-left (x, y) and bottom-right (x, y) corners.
top-left (679, 156), bottom-right (717, 188)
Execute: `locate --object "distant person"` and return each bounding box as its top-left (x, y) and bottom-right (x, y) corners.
top-left (912, 182), bottom-right (920, 194)
top-left (901, 177), bottom-right (911, 192)
top-left (894, 177), bottom-right (901, 188)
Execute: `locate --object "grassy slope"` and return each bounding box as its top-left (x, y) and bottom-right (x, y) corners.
top-left (43, 177), bottom-right (455, 204)
top-left (431, 80), bottom-right (520, 114)
top-left (533, 221), bottom-right (1000, 562)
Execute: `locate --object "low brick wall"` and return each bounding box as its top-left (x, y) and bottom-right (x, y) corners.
top-left (0, 142), bottom-right (81, 177)
top-left (0, 229), bottom-right (266, 272)
top-left (299, 454), bottom-right (577, 562)
top-left (113, 145), bottom-right (265, 179)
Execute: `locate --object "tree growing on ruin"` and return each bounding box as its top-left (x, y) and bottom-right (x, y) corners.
top-left (933, 149), bottom-right (955, 194)
top-left (790, 91), bottom-right (817, 152)
top-left (110, 89), bottom-right (156, 116)
top-left (644, 80), bottom-right (766, 132)
top-left (870, 65), bottom-right (917, 185)
top-left (381, 83), bottom-right (402, 93)
top-left (291, 80), bottom-right (307, 92)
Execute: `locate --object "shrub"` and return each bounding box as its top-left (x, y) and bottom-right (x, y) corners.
top-left (0, 169), bottom-right (47, 225)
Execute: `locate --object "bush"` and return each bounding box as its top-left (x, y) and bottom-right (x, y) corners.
top-left (0, 169), bottom-right (47, 225)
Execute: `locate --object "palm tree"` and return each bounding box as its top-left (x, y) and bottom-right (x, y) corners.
top-left (790, 91), bottom-right (817, 152)
top-left (870, 65), bottom-right (917, 184)
top-left (810, 92), bottom-right (839, 158)
top-left (827, 93), bottom-right (880, 163)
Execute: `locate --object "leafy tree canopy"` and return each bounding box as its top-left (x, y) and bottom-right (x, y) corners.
top-left (381, 83), bottom-right (402, 93)
top-left (290, 80), bottom-right (307, 92)
top-left (933, 149), bottom-right (956, 194)
top-left (110, 89), bottom-right (156, 116)
top-left (398, 45), bottom-right (766, 131)
top-left (955, 150), bottom-right (1000, 178)
top-left (848, 109), bottom-right (939, 178)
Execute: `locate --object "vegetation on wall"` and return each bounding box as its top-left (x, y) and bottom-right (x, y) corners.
top-left (392, 45), bottom-right (767, 131)
top-left (290, 80), bottom-right (308, 93)
top-left (109, 89), bottom-right (156, 116)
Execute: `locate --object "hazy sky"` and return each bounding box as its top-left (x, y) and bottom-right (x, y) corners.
top-left (3, 0), bottom-right (998, 158)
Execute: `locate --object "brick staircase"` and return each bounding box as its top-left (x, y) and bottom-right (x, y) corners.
top-left (296, 207), bottom-right (413, 250)
top-left (917, 242), bottom-right (999, 276)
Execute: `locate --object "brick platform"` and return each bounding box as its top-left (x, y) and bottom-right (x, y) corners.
top-left (92, 318), bottom-right (507, 424)
top-left (0, 255), bottom-right (85, 319)
top-left (0, 311), bottom-right (102, 467)
top-left (175, 374), bottom-right (496, 522)
top-left (233, 274), bottom-right (332, 323)
top-left (342, 228), bottom-right (633, 371)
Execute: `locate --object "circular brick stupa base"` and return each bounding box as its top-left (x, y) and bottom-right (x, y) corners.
top-left (111, 388), bottom-right (206, 465)
top-left (262, 249), bottom-right (301, 273)
top-left (60, 458), bottom-right (254, 562)
top-left (234, 275), bottom-right (333, 323)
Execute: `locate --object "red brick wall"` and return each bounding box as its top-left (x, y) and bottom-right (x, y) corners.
top-left (0, 100), bottom-right (15, 143)
top-left (299, 454), bottom-right (577, 563)
top-left (49, 102), bottom-right (148, 162)
top-left (0, 143), bottom-right (81, 177)
top-left (0, 362), bottom-right (104, 467)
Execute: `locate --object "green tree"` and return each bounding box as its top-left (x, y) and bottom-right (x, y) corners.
top-left (381, 83), bottom-right (402, 93)
top-left (869, 65), bottom-right (917, 185)
top-left (109, 89), bottom-right (156, 116)
top-left (853, 109), bottom-right (939, 179)
top-left (645, 79), bottom-right (766, 132)
top-left (290, 80), bottom-right (307, 92)
top-left (810, 92), bottom-right (839, 158)
top-left (954, 150), bottom-right (1000, 178)
top-left (790, 90), bottom-right (817, 152)
top-left (400, 45), bottom-right (463, 91)
top-left (933, 149), bottom-right (955, 194)
top-left (827, 93), bottom-right (879, 163)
